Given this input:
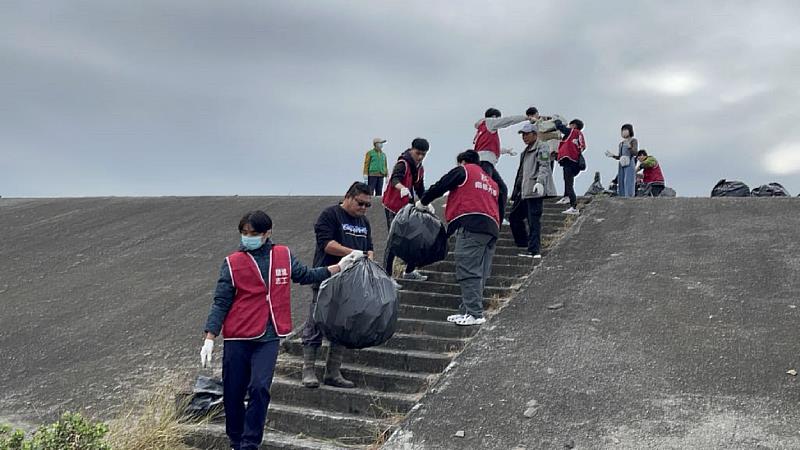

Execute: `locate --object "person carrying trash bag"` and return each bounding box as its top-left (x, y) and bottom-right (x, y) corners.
top-left (509, 123), bottom-right (556, 259)
top-left (382, 138), bottom-right (429, 281)
top-left (199, 210), bottom-right (362, 450)
top-left (417, 150), bottom-right (504, 326)
top-left (302, 182), bottom-right (375, 389)
top-left (386, 204), bottom-right (449, 269)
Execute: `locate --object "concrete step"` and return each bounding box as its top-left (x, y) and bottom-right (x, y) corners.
top-left (441, 252), bottom-right (538, 266)
top-left (275, 356), bottom-right (431, 394)
top-left (494, 245), bottom-right (538, 256)
top-left (397, 278), bottom-right (513, 297)
top-left (416, 271), bottom-right (524, 287)
top-left (424, 260), bottom-right (536, 277)
top-left (381, 332), bottom-right (466, 353)
top-left (269, 376), bottom-right (418, 418)
top-left (399, 303), bottom-right (459, 321)
top-left (282, 340), bottom-right (452, 373)
top-left (397, 317), bottom-right (480, 339)
top-left (184, 422), bottom-right (362, 450)
top-left (399, 290), bottom-right (473, 309)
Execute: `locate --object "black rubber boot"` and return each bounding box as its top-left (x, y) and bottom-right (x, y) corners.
top-left (301, 346), bottom-right (320, 388)
top-left (323, 344), bottom-right (355, 388)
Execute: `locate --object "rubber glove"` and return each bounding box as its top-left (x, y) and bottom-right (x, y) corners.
top-left (619, 155), bottom-right (631, 167)
top-left (399, 186), bottom-right (411, 198)
top-left (338, 250), bottom-right (364, 272)
top-left (604, 150), bottom-right (615, 158)
top-left (200, 338), bottom-right (214, 368)
top-left (500, 147), bottom-right (517, 157)
top-left (415, 200), bottom-right (435, 214)
top-left (533, 183), bottom-right (544, 196)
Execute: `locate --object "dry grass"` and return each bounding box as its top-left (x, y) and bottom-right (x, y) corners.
top-left (105, 380), bottom-right (204, 450)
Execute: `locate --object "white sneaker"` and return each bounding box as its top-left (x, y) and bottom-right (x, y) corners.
top-left (446, 313), bottom-right (466, 323)
top-left (555, 197), bottom-right (570, 205)
top-left (502, 218), bottom-right (510, 226)
top-left (401, 270), bottom-right (428, 281)
top-left (517, 253), bottom-right (534, 258)
top-left (533, 254), bottom-right (542, 259)
top-left (454, 315), bottom-right (486, 326)
top-left (561, 207), bottom-right (579, 215)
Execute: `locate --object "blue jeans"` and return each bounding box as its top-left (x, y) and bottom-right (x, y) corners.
top-left (617, 162), bottom-right (636, 197)
top-left (223, 339), bottom-right (280, 450)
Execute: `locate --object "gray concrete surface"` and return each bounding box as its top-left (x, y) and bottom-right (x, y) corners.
top-left (385, 198), bottom-right (800, 449)
top-left (0, 196), bottom-right (391, 426)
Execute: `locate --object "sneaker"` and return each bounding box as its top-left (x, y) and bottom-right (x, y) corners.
top-left (555, 197), bottom-right (570, 205)
top-left (446, 313), bottom-right (466, 323)
top-left (502, 218), bottom-right (510, 226)
top-left (517, 253), bottom-right (534, 258)
top-left (533, 254), bottom-right (542, 259)
top-left (561, 207), bottom-right (579, 215)
top-left (454, 315), bottom-right (486, 326)
top-left (401, 270), bottom-right (428, 281)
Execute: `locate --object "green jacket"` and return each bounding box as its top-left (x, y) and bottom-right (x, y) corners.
top-left (363, 148), bottom-right (388, 176)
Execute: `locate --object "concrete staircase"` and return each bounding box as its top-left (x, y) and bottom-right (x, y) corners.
top-left (185, 198), bottom-right (588, 450)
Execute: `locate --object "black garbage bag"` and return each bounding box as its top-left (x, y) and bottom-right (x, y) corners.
top-left (751, 182), bottom-right (790, 197)
top-left (660, 187), bottom-right (677, 197)
top-left (584, 172), bottom-right (605, 196)
top-left (181, 375), bottom-right (223, 418)
top-left (711, 179), bottom-right (750, 197)
top-left (387, 204), bottom-right (448, 267)
top-left (314, 258), bottom-right (399, 349)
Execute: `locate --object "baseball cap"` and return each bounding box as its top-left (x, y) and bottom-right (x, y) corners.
top-left (518, 123), bottom-right (538, 134)
top-left (373, 137), bottom-right (387, 144)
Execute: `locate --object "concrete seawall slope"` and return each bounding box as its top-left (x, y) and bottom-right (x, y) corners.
top-left (0, 196), bottom-right (388, 425)
top-left (385, 197), bottom-right (800, 449)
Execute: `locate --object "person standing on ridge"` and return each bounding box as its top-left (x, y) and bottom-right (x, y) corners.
top-left (605, 123), bottom-right (638, 197)
top-left (363, 138), bottom-right (388, 195)
top-left (509, 123), bottom-right (556, 259)
top-left (417, 150), bottom-right (503, 327)
top-left (554, 118), bottom-right (587, 215)
top-left (382, 138), bottom-right (429, 281)
top-left (301, 182), bottom-right (375, 389)
top-left (636, 149), bottom-right (666, 197)
top-left (200, 210), bottom-right (363, 450)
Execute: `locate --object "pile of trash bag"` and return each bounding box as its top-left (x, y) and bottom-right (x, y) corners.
top-left (387, 204), bottom-right (448, 267)
top-left (584, 172), bottom-right (605, 196)
top-left (314, 258), bottom-right (399, 349)
top-left (711, 179), bottom-right (750, 197)
top-left (751, 182), bottom-right (790, 197)
top-left (181, 375), bottom-right (223, 418)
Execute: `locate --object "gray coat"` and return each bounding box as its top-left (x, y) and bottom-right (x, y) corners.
top-left (518, 140), bottom-right (557, 199)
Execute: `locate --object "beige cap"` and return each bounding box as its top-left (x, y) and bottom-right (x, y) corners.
top-left (373, 137), bottom-right (387, 144)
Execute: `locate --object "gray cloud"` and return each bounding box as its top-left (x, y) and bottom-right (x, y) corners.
top-left (1, 0), bottom-right (799, 197)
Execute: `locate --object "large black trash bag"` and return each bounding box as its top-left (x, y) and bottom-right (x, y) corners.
top-left (711, 179), bottom-right (750, 197)
top-left (314, 258), bottom-right (399, 349)
top-left (660, 187), bottom-right (677, 197)
top-left (751, 182), bottom-right (790, 197)
top-left (387, 204), bottom-right (448, 267)
top-left (584, 172), bottom-right (605, 196)
top-left (181, 375), bottom-right (223, 418)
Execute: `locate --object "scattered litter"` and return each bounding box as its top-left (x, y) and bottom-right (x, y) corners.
top-left (526, 399), bottom-right (539, 407)
top-left (564, 439), bottom-right (576, 449)
top-left (547, 303), bottom-right (564, 310)
top-left (546, 367), bottom-right (555, 375)
top-left (590, 318), bottom-right (601, 323)
top-left (523, 407), bottom-right (538, 418)
top-left (790, 305), bottom-right (797, 309)
top-left (454, 430), bottom-right (465, 438)
top-left (610, 253), bottom-right (621, 257)
top-left (708, 315), bottom-right (714, 319)
top-left (787, 369), bottom-right (797, 376)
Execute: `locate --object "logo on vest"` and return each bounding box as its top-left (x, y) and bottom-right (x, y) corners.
top-left (274, 267), bottom-right (289, 285)
top-left (474, 173), bottom-right (498, 198)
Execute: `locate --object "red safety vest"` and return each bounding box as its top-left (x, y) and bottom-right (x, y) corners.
top-left (222, 245), bottom-right (292, 339)
top-left (444, 164), bottom-right (501, 226)
top-left (643, 161), bottom-right (665, 184)
top-left (382, 159), bottom-right (424, 213)
top-left (473, 120), bottom-right (501, 159)
top-left (557, 128), bottom-right (586, 163)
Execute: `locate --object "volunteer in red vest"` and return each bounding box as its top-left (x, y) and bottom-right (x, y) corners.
top-left (382, 137), bottom-right (429, 281)
top-left (636, 149), bottom-right (666, 196)
top-left (200, 210), bottom-right (362, 450)
top-left (554, 118), bottom-right (587, 215)
top-left (417, 150), bottom-right (504, 326)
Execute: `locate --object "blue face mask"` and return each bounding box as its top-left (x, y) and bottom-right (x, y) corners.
top-left (241, 234), bottom-right (264, 251)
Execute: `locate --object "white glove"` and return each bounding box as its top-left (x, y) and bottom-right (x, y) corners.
top-left (500, 147), bottom-right (517, 156)
top-left (619, 155), bottom-right (631, 167)
top-left (604, 150), bottom-right (615, 158)
top-left (415, 200), bottom-right (435, 214)
top-left (399, 186), bottom-right (411, 198)
top-left (532, 183), bottom-right (544, 196)
top-left (338, 250), bottom-right (364, 272)
top-left (200, 338), bottom-right (214, 368)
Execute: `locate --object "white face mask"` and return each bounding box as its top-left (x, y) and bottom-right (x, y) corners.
top-left (375, 142), bottom-right (384, 150)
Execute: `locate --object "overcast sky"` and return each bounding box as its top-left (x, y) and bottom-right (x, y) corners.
top-left (2, 0), bottom-right (799, 197)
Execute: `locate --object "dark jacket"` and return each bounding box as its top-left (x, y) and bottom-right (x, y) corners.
top-left (204, 241), bottom-right (330, 341)
top-left (389, 150), bottom-right (425, 200)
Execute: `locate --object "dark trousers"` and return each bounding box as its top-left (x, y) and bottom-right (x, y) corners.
top-left (384, 209), bottom-right (416, 275)
top-left (650, 184), bottom-right (665, 197)
top-left (508, 197), bottom-right (544, 255)
top-left (302, 286), bottom-right (324, 347)
top-left (223, 339), bottom-right (280, 450)
top-left (367, 176), bottom-right (384, 196)
top-left (561, 159), bottom-right (580, 208)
